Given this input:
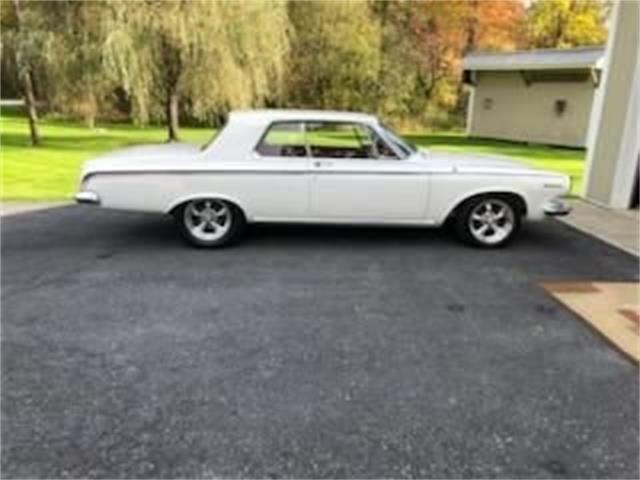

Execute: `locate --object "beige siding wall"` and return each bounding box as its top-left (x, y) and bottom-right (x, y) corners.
top-left (468, 71), bottom-right (596, 147)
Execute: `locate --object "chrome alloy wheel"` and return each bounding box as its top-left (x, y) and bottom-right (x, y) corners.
top-left (468, 199), bottom-right (515, 245)
top-left (183, 199), bottom-right (231, 242)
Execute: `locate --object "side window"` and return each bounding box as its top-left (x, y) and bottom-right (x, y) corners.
top-left (305, 122), bottom-right (398, 160)
top-left (256, 122), bottom-right (307, 157)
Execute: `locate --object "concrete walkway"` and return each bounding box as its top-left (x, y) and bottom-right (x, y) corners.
top-left (559, 199), bottom-right (639, 257)
top-left (0, 201), bottom-right (70, 217)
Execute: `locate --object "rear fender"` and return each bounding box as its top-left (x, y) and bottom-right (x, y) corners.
top-left (166, 193), bottom-right (249, 218)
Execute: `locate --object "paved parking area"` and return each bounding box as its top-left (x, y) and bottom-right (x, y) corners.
top-left (1, 206), bottom-right (638, 479)
top-left (0, 201), bottom-right (70, 217)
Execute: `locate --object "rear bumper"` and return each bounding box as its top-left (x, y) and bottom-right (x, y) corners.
top-left (543, 198), bottom-right (571, 216)
top-left (75, 191), bottom-right (101, 205)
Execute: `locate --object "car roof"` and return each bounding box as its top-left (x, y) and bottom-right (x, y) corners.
top-left (229, 109), bottom-right (379, 124)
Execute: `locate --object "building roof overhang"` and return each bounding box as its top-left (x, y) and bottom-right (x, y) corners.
top-left (462, 46), bottom-right (605, 72)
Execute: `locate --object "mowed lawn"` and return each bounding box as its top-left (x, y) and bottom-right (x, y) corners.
top-left (1, 111), bottom-right (212, 200)
top-left (1, 110), bottom-right (585, 200)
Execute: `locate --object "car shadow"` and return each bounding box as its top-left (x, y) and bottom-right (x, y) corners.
top-left (115, 214), bottom-right (566, 252)
top-left (0, 205), bottom-right (589, 255)
top-left (113, 216), bottom-right (456, 250)
top-left (246, 223), bottom-right (452, 247)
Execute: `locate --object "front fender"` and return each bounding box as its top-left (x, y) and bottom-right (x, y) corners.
top-left (432, 182), bottom-right (531, 225)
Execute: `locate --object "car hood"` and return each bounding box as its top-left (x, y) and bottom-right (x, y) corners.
top-left (83, 143), bottom-right (202, 174)
top-left (415, 149), bottom-right (549, 175)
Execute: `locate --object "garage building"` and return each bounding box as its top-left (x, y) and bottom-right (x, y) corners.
top-left (462, 47), bottom-right (604, 148)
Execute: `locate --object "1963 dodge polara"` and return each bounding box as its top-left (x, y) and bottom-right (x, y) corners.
top-left (76, 109), bottom-right (571, 248)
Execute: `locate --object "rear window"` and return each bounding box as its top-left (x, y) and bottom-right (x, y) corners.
top-left (255, 122), bottom-right (307, 157)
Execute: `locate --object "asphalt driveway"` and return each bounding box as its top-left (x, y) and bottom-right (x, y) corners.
top-left (2, 206), bottom-right (638, 479)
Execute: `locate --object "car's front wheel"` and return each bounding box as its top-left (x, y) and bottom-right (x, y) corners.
top-left (454, 196), bottom-right (521, 248)
top-left (175, 198), bottom-right (245, 248)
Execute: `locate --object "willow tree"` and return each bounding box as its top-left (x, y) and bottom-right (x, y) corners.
top-left (41, 1), bottom-right (114, 128)
top-left (103, 0), bottom-right (290, 141)
top-left (1, 0), bottom-right (49, 145)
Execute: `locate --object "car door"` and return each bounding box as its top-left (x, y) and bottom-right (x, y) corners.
top-left (307, 121), bottom-right (429, 221)
top-left (248, 121), bottom-right (311, 219)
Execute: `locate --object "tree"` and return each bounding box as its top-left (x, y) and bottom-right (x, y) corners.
top-left (462, 0), bottom-right (526, 53)
top-left (371, 1), bottom-right (423, 121)
top-left (370, 2), bottom-right (467, 122)
top-left (42, 1), bottom-right (114, 129)
top-left (285, 1), bottom-right (380, 111)
top-left (1, 0), bottom-right (45, 145)
top-left (368, 1), bottom-right (525, 126)
top-left (526, 0), bottom-right (608, 49)
top-left (5, 0), bottom-right (588, 138)
top-left (103, 0), bottom-right (290, 141)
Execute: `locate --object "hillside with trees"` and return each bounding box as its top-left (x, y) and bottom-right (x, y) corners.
top-left (0, 0), bottom-right (609, 144)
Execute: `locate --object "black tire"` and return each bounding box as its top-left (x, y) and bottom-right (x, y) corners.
top-left (174, 198), bottom-right (246, 248)
top-left (454, 195), bottom-right (521, 248)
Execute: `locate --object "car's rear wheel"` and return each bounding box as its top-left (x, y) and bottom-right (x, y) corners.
top-left (454, 196), bottom-right (521, 248)
top-left (175, 198), bottom-right (245, 248)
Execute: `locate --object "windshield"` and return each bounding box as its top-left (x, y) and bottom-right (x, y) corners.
top-left (379, 123), bottom-right (418, 158)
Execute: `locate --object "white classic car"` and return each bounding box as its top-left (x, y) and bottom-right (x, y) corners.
top-left (76, 109), bottom-right (571, 248)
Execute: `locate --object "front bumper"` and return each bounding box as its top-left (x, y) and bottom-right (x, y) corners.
top-left (75, 191), bottom-right (101, 205)
top-left (543, 198), bottom-right (572, 216)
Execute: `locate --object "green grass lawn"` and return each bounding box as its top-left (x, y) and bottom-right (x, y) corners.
top-left (0, 111), bottom-right (212, 200)
top-left (0, 110), bottom-right (584, 200)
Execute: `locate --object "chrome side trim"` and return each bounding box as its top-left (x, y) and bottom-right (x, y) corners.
top-left (75, 191), bottom-right (101, 205)
top-left (82, 170), bottom-right (430, 181)
top-left (82, 169), bottom-right (559, 180)
top-left (82, 171), bottom-right (307, 181)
